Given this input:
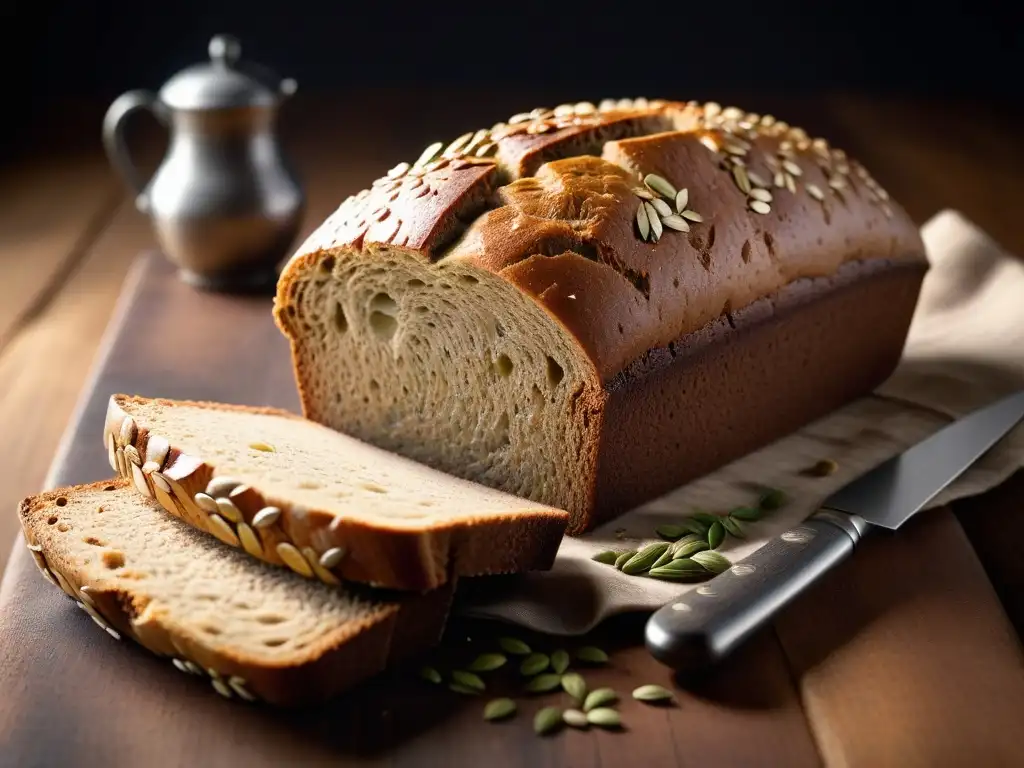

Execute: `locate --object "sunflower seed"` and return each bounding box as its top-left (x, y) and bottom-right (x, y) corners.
top-left (463, 129), bottom-right (490, 155)
top-left (130, 464), bottom-right (151, 498)
top-left (248, 441), bottom-right (275, 453)
top-left (561, 672), bottom-right (587, 702)
top-left (475, 142), bottom-right (498, 157)
top-left (622, 542), bottom-right (671, 575)
top-left (805, 458), bottom-right (839, 477)
top-left (586, 707), bottom-right (621, 728)
top-left (144, 435), bottom-right (169, 467)
top-left (773, 171), bottom-right (786, 188)
top-left (646, 203), bottom-right (663, 241)
top-left (785, 173), bottom-right (797, 193)
top-left (749, 188), bottom-right (773, 202)
top-left (468, 653), bottom-right (507, 672)
top-left (807, 183), bottom-right (825, 201)
top-left (499, 636), bottom-right (532, 655)
top-left (574, 101), bottom-right (596, 115)
top-left (551, 649), bottom-right (570, 675)
top-left (691, 550), bottom-right (731, 574)
top-left (228, 676), bottom-right (257, 702)
top-left (634, 188), bottom-right (656, 201)
top-left (782, 160), bottom-right (802, 177)
top-left (119, 416), bottom-right (136, 446)
top-left (252, 506), bottom-right (282, 529)
top-left (237, 522), bottom-right (263, 558)
top-left (724, 142), bottom-right (748, 156)
top-left (655, 524), bottom-right (687, 541)
top-left (215, 497), bottom-right (243, 524)
top-left (534, 706), bottom-right (563, 735)
top-left (732, 165), bottom-right (752, 194)
top-left (644, 173), bottom-right (677, 199)
top-left (660, 214), bottom-right (690, 232)
top-left (681, 209), bottom-right (704, 222)
top-left (633, 684), bottom-right (673, 702)
top-left (450, 683), bottom-right (481, 696)
top-left (452, 670), bottom-right (485, 691)
top-left (444, 132), bottom-right (474, 157)
top-left (276, 542), bottom-right (313, 577)
top-left (105, 433), bottom-right (117, 472)
top-left (141, 461), bottom-right (161, 475)
top-left (729, 506), bottom-right (763, 521)
top-left (707, 521), bottom-right (725, 550)
top-left (387, 162), bottom-right (410, 179)
top-left (553, 103), bottom-right (575, 117)
top-left (592, 550), bottom-right (619, 565)
top-left (526, 122), bottom-right (552, 135)
top-left (575, 646), bottom-right (608, 664)
top-left (184, 661), bottom-right (203, 675)
top-left (747, 170), bottom-right (769, 188)
top-left (123, 445), bottom-right (142, 467)
top-left (520, 653), bottom-right (550, 676)
top-left (636, 203), bottom-right (651, 241)
top-left (414, 142), bottom-right (444, 168)
top-left (193, 493), bottom-right (219, 514)
top-left (206, 514), bottom-right (240, 547)
top-left (749, 200), bottom-right (771, 215)
top-left (563, 709), bottom-right (589, 728)
top-left (650, 198), bottom-right (673, 218)
top-left (419, 666), bottom-right (442, 684)
top-left (614, 550), bottom-right (636, 569)
top-left (211, 677), bottom-right (233, 699)
top-left (484, 698), bottom-right (517, 721)
top-left (172, 658), bottom-right (191, 675)
top-left (305, 547), bottom-right (341, 586)
top-left (759, 488), bottom-right (787, 510)
top-left (312, 546), bottom-right (344, 570)
top-left (720, 516), bottom-right (746, 538)
top-left (526, 673), bottom-right (562, 693)
top-left (584, 688), bottom-right (619, 712)
top-left (699, 135), bottom-right (721, 153)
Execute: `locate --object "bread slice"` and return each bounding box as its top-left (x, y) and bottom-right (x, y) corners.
top-left (18, 482), bottom-right (454, 707)
top-left (105, 394), bottom-right (568, 591)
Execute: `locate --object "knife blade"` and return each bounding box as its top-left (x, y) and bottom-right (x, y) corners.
top-left (645, 390), bottom-right (1024, 672)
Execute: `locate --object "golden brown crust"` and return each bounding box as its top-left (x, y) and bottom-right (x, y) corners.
top-left (18, 482), bottom-right (453, 707)
top-left (106, 394), bottom-right (568, 591)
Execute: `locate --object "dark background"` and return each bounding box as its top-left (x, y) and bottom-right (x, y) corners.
top-left (1, 0), bottom-right (1020, 153)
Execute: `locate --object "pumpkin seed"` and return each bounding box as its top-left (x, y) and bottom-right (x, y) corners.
top-left (691, 550), bottom-right (731, 575)
top-left (499, 636), bottom-right (532, 655)
top-left (707, 521), bottom-right (725, 550)
top-left (575, 646), bottom-right (609, 664)
top-left (526, 673), bottom-right (562, 693)
top-left (551, 649), bottom-right (570, 675)
top-left (592, 550), bottom-right (619, 565)
top-left (673, 538), bottom-right (709, 559)
top-left (633, 684), bottom-right (673, 702)
top-left (419, 666), bottom-right (442, 684)
top-left (720, 516), bottom-right (746, 538)
top-left (534, 706), bottom-right (563, 735)
top-left (636, 203), bottom-right (651, 241)
top-left (483, 698), bottom-right (517, 721)
top-left (656, 524), bottom-right (687, 541)
top-left (729, 505), bottom-right (762, 521)
top-left (661, 214), bottom-right (690, 232)
top-left (759, 488), bottom-right (787, 510)
top-left (651, 547), bottom-right (676, 569)
top-left (520, 653), bottom-right (550, 676)
top-left (622, 542), bottom-right (670, 575)
top-left (468, 653), bottom-right (507, 672)
top-left (649, 561), bottom-right (709, 581)
top-left (691, 511), bottom-right (720, 526)
top-left (450, 683), bottom-right (480, 696)
top-left (584, 688), bottom-right (618, 711)
top-left (683, 518), bottom-right (711, 537)
top-left (586, 707), bottom-right (621, 728)
top-left (561, 672), bottom-right (587, 703)
top-left (644, 173), bottom-right (677, 199)
top-left (451, 670), bottom-right (485, 692)
top-left (563, 709), bottom-right (589, 728)
top-left (614, 551), bottom-right (636, 570)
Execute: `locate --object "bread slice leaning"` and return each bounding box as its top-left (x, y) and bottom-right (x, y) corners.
top-left (105, 394), bottom-right (569, 591)
top-left (19, 482), bottom-right (454, 707)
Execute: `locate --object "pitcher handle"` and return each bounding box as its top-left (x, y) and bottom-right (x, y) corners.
top-left (102, 90), bottom-right (164, 212)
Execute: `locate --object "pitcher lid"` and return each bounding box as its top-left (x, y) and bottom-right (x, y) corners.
top-left (159, 35), bottom-right (296, 110)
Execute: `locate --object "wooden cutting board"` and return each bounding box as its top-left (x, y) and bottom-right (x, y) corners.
top-left (0, 252), bottom-right (1022, 767)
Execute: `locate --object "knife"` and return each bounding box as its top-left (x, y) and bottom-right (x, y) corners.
top-left (645, 390), bottom-right (1024, 672)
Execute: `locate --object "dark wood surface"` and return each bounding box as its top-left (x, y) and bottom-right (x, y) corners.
top-left (1, 93), bottom-right (1024, 766)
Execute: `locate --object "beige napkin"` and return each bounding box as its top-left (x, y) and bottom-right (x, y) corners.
top-left (461, 210), bottom-right (1024, 634)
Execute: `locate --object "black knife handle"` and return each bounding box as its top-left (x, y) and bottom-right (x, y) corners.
top-left (645, 511), bottom-right (868, 672)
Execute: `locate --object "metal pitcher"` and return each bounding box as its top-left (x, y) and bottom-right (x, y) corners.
top-left (103, 34), bottom-right (304, 291)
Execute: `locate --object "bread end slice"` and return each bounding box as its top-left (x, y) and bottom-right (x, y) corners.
top-left (19, 482), bottom-right (453, 706)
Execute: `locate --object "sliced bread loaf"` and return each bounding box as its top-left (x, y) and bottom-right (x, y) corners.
top-left (105, 394), bottom-right (569, 591)
top-left (19, 482), bottom-right (454, 706)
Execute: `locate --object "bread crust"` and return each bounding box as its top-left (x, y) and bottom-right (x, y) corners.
top-left (105, 394), bottom-right (568, 591)
top-left (273, 98), bottom-right (930, 531)
top-left (18, 482), bottom-right (455, 707)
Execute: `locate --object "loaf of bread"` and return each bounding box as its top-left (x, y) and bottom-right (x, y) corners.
top-left (275, 98), bottom-right (929, 533)
top-left (105, 394), bottom-right (569, 591)
top-left (18, 482), bottom-right (454, 706)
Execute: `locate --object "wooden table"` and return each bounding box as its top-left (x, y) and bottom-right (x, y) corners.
top-left (1, 91), bottom-right (1023, 766)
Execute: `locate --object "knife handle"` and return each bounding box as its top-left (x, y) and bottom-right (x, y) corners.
top-left (645, 511), bottom-right (867, 672)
